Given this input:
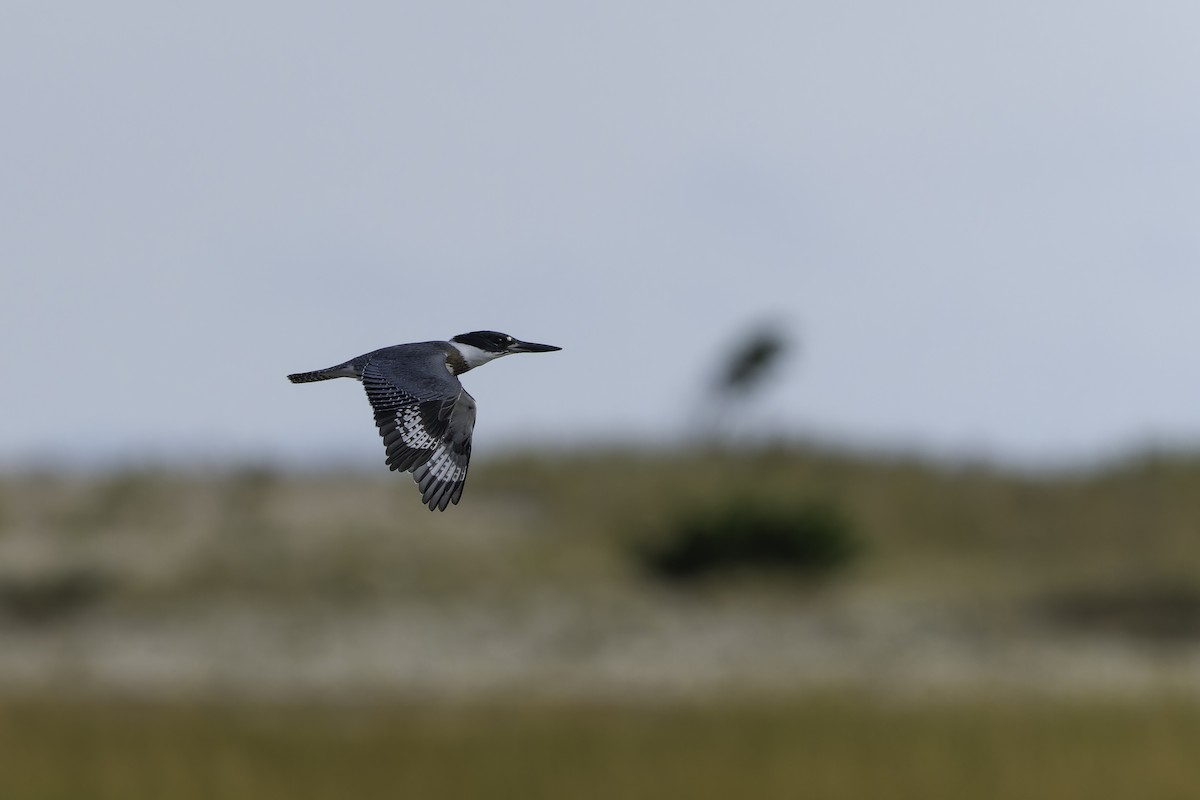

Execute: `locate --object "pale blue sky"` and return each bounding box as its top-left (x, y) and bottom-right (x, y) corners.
top-left (4, 1), bottom-right (1199, 467)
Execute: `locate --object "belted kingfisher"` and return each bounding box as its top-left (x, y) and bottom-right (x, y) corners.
top-left (288, 331), bottom-right (561, 511)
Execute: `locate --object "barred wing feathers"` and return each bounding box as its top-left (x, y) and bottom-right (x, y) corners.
top-left (362, 360), bottom-right (478, 511)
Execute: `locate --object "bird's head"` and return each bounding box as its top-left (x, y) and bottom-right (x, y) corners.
top-left (449, 331), bottom-right (562, 371)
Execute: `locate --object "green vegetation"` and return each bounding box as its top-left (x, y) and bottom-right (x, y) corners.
top-left (3, 695), bottom-right (1200, 800)
top-left (2, 445), bottom-right (1200, 616)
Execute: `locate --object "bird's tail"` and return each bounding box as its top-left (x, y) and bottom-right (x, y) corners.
top-left (287, 362), bottom-right (359, 383)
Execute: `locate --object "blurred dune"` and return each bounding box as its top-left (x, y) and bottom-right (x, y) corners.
top-left (3, 446), bottom-right (1200, 701)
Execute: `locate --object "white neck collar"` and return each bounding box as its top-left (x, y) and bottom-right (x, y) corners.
top-left (451, 341), bottom-right (508, 371)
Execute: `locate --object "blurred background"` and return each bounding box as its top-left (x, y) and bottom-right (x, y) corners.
top-left (4, 2), bottom-right (1200, 797)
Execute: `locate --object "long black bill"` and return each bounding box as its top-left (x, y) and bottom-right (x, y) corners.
top-left (511, 339), bottom-right (562, 353)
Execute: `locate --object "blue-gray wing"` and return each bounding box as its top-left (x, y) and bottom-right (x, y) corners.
top-left (361, 356), bottom-right (476, 511)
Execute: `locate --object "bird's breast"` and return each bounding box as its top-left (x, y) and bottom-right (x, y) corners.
top-left (444, 351), bottom-right (469, 375)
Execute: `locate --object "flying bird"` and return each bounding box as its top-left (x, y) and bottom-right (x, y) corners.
top-left (288, 331), bottom-right (561, 510)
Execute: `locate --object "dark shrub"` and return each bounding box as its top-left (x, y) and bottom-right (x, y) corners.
top-left (641, 497), bottom-right (860, 582)
top-left (0, 568), bottom-right (110, 625)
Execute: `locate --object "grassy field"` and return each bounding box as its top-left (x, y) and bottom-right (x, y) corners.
top-left (2, 446), bottom-right (1200, 797)
top-left (3, 695), bottom-right (1200, 800)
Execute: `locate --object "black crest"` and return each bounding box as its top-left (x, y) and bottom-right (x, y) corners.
top-left (451, 331), bottom-right (517, 352)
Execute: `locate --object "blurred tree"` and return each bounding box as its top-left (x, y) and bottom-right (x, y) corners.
top-left (717, 327), bottom-right (789, 395)
top-left (700, 321), bottom-right (794, 442)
